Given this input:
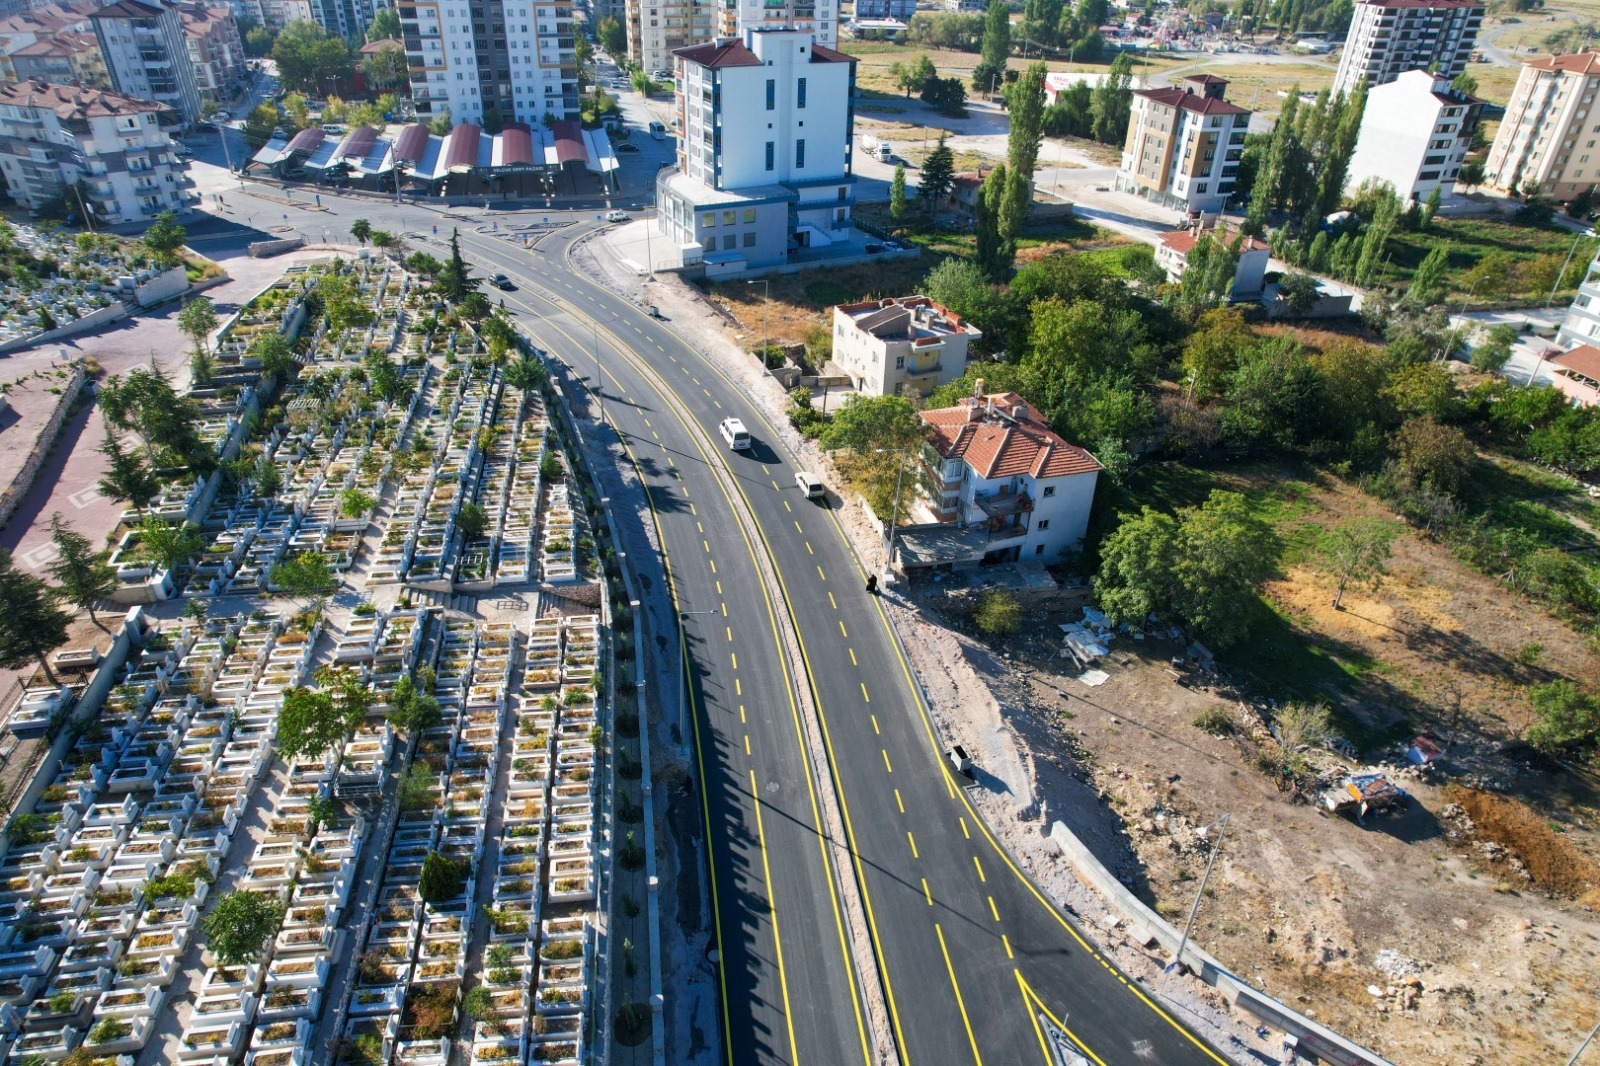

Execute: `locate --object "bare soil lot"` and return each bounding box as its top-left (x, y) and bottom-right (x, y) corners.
top-left (908, 461), bottom-right (1600, 1066)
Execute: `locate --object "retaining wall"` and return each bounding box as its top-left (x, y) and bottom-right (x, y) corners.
top-left (0, 363), bottom-right (86, 529)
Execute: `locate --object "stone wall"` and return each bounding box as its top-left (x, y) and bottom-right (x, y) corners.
top-left (0, 362), bottom-right (86, 529)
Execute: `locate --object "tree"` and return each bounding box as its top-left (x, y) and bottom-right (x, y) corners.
top-left (420, 852), bottom-right (467, 901)
top-left (596, 15), bottom-right (626, 54)
top-left (456, 502), bottom-right (489, 542)
top-left (1319, 517), bottom-right (1396, 610)
top-left (272, 20), bottom-right (353, 94)
top-left (202, 891), bottom-right (284, 966)
top-left (100, 361), bottom-right (206, 471)
top-left (339, 488), bottom-right (376, 519)
top-left (369, 230), bottom-right (396, 251)
top-left (242, 102), bottom-right (280, 150)
top-left (0, 549), bottom-right (72, 684)
top-left (889, 164), bottom-right (908, 225)
top-left (281, 92), bottom-right (311, 131)
top-left (244, 25), bottom-right (273, 56)
top-left (438, 228), bottom-right (478, 301)
top-left (921, 75), bottom-right (968, 117)
top-left (387, 675), bottom-right (442, 734)
top-left (142, 211), bottom-right (186, 267)
top-left (1421, 185), bottom-right (1442, 230)
top-left (1089, 52), bottom-right (1134, 145)
top-left (974, 589), bottom-right (1022, 635)
top-left (1526, 681), bottom-right (1600, 753)
top-left (1182, 306), bottom-right (1253, 401)
top-left (1095, 490), bottom-right (1277, 647)
top-left (361, 42), bottom-right (406, 91)
top-left (923, 258), bottom-right (1001, 336)
top-left (1277, 272), bottom-right (1322, 316)
top-left (350, 218), bottom-right (372, 245)
top-left (819, 395), bottom-right (925, 519)
top-left (974, 163), bottom-right (1010, 279)
top-left (918, 133), bottom-right (955, 207)
top-left (135, 516), bottom-right (203, 572)
top-left (48, 514), bottom-right (117, 628)
top-left (976, 0), bottom-right (1011, 89)
top-left (1383, 361), bottom-right (1460, 421)
top-left (1470, 323), bottom-right (1519, 373)
top-left (250, 332), bottom-right (298, 382)
top-left (429, 108), bottom-right (452, 136)
top-left (1457, 160), bottom-right (1485, 191)
top-left (269, 551), bottom-right (338, 605)
top-left (503, 351), bottom-right (548, 404)
top-left (1006, 62), bottom-right (1048, 182)
top-left (277, 667), bottom-right (373, 763)
top-left (1393, 416), bottom-right (1475, 496)
top-left (366, 6), bottom-right (400, 39)
top-left (97, 432), bottom-right (158, 513)
top-left (178, 298), bottom-right (218, 384)
top-left (1407, 242), bottom-right (1451, 308)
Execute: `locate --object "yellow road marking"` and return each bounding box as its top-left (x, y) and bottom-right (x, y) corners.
top-left (735, 678), bottom-right (742, 696)
top-left (731, 653), bottom-right (738, 670)
top-left (1016, 971), bottom-right (1109, 1066)
top-left (667, 456), bottom-right (675, 467)
top-left (907, 831), bottom-right (918, 859)
top-left (709, 559), bottom-right (716, 574)
top-left (828, 592), bottom-right (837, 609)
top-left (806, 541), bottom-right (814, 555)
top-left (861, 682), bottom-right (870, 703)
top-left (894, 789), bottom-right (904, 814)
top-left (747, 769), bottom-right (804, 1064)
top-left (935, 924), bottom-right (984, 1066)
top-left (1003, 934), bottom-right (1014, 960)
top-left (870, 715), bottom-right (879, 735)
top-left (783, 500), bottom-right (791, 512)
top-left (849, 648), bottom-right (857, 666)
top-left (988, 896), bottom-right (999, 922)
top-left (726, 626), bottom-right (732, 642)
top-left (714, 579), bottom-right (720, 594)
top-left (973, 856), bottom-right (987, 883)
top-left (703, 540), bottom-right (710, 553)
top-left (739, 705), bottom-right (746, 724)
top-left (922, 878), bottom-right (932, 906)
top-left (771, 479), bottom-right (780, 490)
top-left (817, 566), bottom-right (826, 581)
top-left (714, 400), bottom-right (723, 409)
top-left (721, 603), bottom-right (727, 617)
top-left (839, 620), bottom-right (847, 637)
top-left (744, 735), bottom-right (751, 755)
top-left (881, 749), bottom-right (892, 773)
top-left (795, 520), bottom-right (803, 533)
top-left (959, 818), bottom-right (970, 840)
top-left (696, 521), bottom-right (704, 533)
top-left (689, 503), bottom-right (696, 516)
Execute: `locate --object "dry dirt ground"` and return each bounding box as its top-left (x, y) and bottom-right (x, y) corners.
top-left (898, 467), bottom-right (1600, 1066)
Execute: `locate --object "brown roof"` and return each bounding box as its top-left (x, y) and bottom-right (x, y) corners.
top-left (1159, 227), bottom-right (1269, 255)
top-left (809, 43), bottom-right (856, 63)
top-left (1134, 85), bottom-right (1251, 116)
top-left (0, 78), bottom-right (161, 118)
top-left (673, 38), bottom-right (762, 68)
top-left (1184, 73), bottom-right (1228, 84)
top-left (12, 31), bottom-right (98, 55)
top-left (360, 36), bottom-right (401, 54)
top-left (91, 0), bottom-right (167, 19)
top-left (0, 0), bottom-right (98, 35)
top-left (176, 2), bottom-right (230, 30)
top-left (1552, 345), bottom-right (1600, 381)
top-left (1522, 49), bottom-right (1600, 75)
top-left (921, 392), bottom-right (1102, 480)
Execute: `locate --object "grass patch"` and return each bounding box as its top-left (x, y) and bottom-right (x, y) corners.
top-left (803, 280), bottom-right (856, 307)
top-left (1379, 217), bottom-right (1597, 306)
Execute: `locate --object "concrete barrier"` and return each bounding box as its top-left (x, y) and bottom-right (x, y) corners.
top-left (1047, 821), bottom-right (1397, 1066)
top-left (0, 363), bottom-right (86, 529)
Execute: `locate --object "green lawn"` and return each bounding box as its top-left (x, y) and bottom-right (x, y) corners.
top-left (1378, 217), bottom-right (1597, 306)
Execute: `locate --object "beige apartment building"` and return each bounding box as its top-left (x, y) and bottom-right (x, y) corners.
top-left (626, 0), bottom-right (713, 74)
top-left (1483, 50), bottom-right (1600, 200)
top-left (1116, 75), bottom-right (1250, 214)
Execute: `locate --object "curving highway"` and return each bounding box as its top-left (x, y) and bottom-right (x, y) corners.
top-left (455, 218), bottom-right (1233, 1066)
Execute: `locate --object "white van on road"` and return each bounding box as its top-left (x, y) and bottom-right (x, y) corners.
top-left (719, 418), bottom-right (751, 450)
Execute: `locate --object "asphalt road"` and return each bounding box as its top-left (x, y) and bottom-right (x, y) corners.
top-left (452, 220), bottom-right (1234, 1066)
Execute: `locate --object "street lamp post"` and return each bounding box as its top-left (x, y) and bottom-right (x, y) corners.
top-left (1169, 813), bottom-right (1230, 974)
top-left (747, 279), bottom-right (769, 362)
top-left (874, 447), bottom-right (910, 580)
top-left (1547, 228), bottom-right (1585, 308)
top-left (676, 609), bottom-right (717, 753)
top-left (1566, 1017), bottom-right (1600, 1066)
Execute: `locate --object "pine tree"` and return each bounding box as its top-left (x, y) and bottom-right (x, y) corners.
top-left (974, 164), bottom-right (1009, 279)
top-left (1408, 242), bottom-right (1450, 307)
top-left (0, 549), bottom-right (71, 684)
top-left (97, 431), bottom-right (158, 513)
top-left (1089, 53), bottom-right (1134, 145)
top-left (1421, 185), bottom-right (1441, 230)
top-left (47, 514), bottom-right (117, 629)
top-left (437, 228), bottom-right (478, 301)
top-left (889, 164), bottom-right (908, 224)
top-left (918, 134), bottom-right (955, 207)
top-left (1006, 63), bottom-right (1048, 181)
top-left (1307, 230), bottom-right (1330, 273)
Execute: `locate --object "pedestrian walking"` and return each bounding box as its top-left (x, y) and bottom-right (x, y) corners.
top-left (865, 574), bottom-right (878, 594)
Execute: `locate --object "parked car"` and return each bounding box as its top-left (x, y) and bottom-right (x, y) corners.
top-left (212, 110), bottom-right (231, 121)
top-left (616, 143), bottom-right (640, 152)
top-left (492, 273), bottom-right (515, 290)
top-left (605, 210), bottom-right (628, 222)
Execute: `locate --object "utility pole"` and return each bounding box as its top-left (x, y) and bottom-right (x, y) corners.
top-left (1169, 813), bottom-right (1230, 974)
top-left (1548, 229), bottom-right (1585, 308)
top-left (1566, 1018), bottom-right (1600, 1066)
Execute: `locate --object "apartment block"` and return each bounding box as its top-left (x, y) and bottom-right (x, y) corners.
top-left (9, 32), bottom-right (108, 87)
top-left (716, 0), bottom-right (835, 48)
top-left (308, 0), bottom-right (375, 42)
top-left (831, 295), bottom-right (980, 397)
top-left (1557, 246), bottom-right (1600, 348)
top-left (91, 0), bottom-right (202, 124)
top-left (1116, 75), bottom-right (1250, 214)
top-left (942, 0), bottom-right (983, 10)
top-left (1345, 69), bottom-right (1479, 201)
top-left (626, 0), bottom-right (713, 74)
top-left (853, 0), bottom-right (912, 19)
top-left (260, 0), bottom-right (310, 30)
top-left (399, 0), bottom-right (579, 126)
top-left (0, 80), bottom-right (189, 222)
top-left (655, 29), bottom-right (855, 272)
top-left (1483, 50), bottom-right (1600, 199)
top-left (0, 0), bottom-right (99, 79)
top-left (1333, 0), bottom-right (1482, 98)
top-left (178, 3), bottom-right (244, 104)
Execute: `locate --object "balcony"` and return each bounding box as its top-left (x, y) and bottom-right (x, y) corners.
top-left (975, 489), bottom-right (1033, 518)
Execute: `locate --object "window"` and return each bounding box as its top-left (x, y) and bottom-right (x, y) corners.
top-left (743, 231), bottom-right (756, 247)
top-left (1036, 520), bottom-right (1049, 531)
top-left (742, 207), bottom-right (755, 222)
top-left (765, 141), bottom-right (774, 170)
top-left (838, 186), bottom-right (847, 200)
top-left (797, 76), bottom-right (806, 108)
top-left (1042, 486), bottom-right (1055, 498)
top-left (1195, 182), bottom-right (1207, 194)
top-left (766, 78), bottom-right (775, 110)
top-left (894, 355), bottom-right (904, 368)
top-left (1035, 544), bottom-right (1045, 555)
top-left (701, 213), bottom-right (715, 228)
top-left (795, 138), bottom-right (805, 168)
top-left (722, 209), bottom-right (734, 224)
top-left (723, 234), bottom-right (737, 250)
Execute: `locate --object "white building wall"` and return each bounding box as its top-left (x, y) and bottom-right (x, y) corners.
top-left (956, 468), bottom-right (1099, 560)
top-left (720, 0), bottom-right (835, 46)
top-left (1345, 70), bottom-right (1474, 201)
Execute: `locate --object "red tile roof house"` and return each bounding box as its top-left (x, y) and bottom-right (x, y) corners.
top-left (916, 387), bottom-right (1103, 563)
top-left (1548, 344), bottom-right (1600, 407)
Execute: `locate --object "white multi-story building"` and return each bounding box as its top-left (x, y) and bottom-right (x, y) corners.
top-left (1483, 50), bottom-right (1600, 199)
top-left (260, 0), bottom-right (310, 31)
top-left (913, 389), bottom-right (1103, 565)
top-left (656, 28), bottom-right (856, 274)
top-left (0, 79), bottom-right (189, 222)
top-left (308, 0), bottom-right (376, 42)
top-left (625, 0), bottom-right (713, 74)
top-left (178, 3), bottom-right (244, 105)
top-left (1117, 75), bottom-right (1250, 214)
top-left (1557, 246), bottom-right (1600, 349)
top-left (1333, 0), bottom-right (1482, 98)
top-left (1345, 69), bottom-right (1479, 201)
top-left (716, 0), bottom-right (835, 48)
top-left (399, 0), bottom-right (579, 126)
top-left (91, 0), bottom-right (202, 124)
top-left (831, 295), bottom-right (980, 397)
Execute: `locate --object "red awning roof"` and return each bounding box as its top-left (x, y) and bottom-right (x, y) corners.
top-left (444, 123), bottom-right (481, 171)
top-left (334, 125), bottom-right (377, 161)
top-left (500, 122), bottom-right (533, 166)
top-left (551, 119), bottom-right (585, 165)
top-left (391, 122), bottom-right (429, 162)
top-left (286, 127), bottom-right (325, 153)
